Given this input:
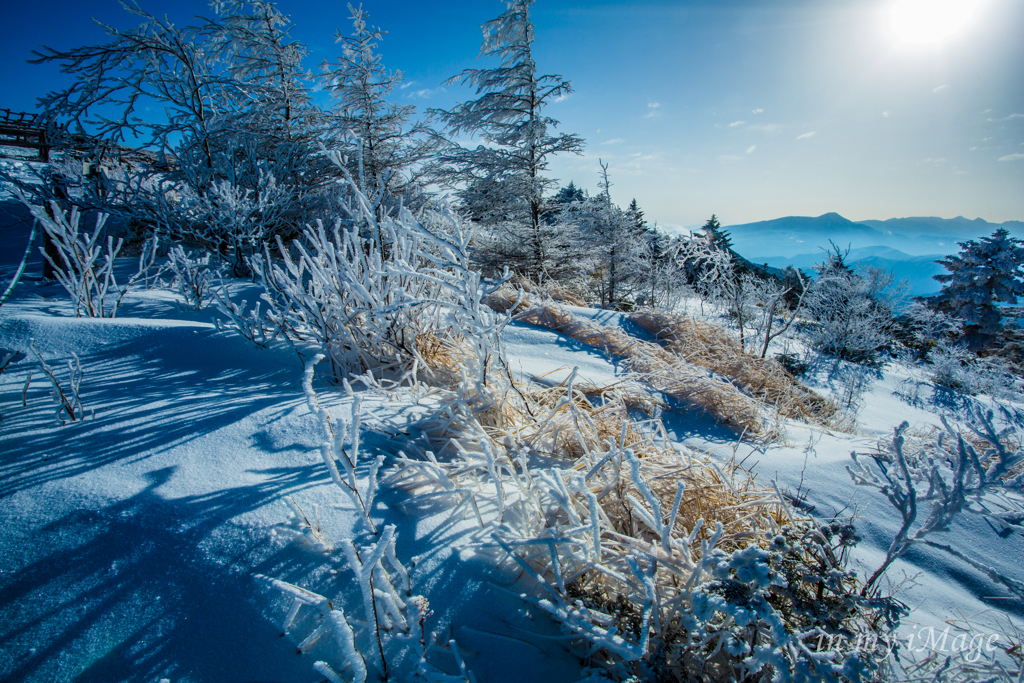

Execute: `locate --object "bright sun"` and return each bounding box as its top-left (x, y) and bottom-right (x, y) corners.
top-left (890, 0), bottom-right (981, 44)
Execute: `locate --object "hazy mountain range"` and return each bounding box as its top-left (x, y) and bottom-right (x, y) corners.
top-left (723, 213), bottom-right (1024, 296)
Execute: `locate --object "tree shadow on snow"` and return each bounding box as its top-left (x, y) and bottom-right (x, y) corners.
top-left (0, 466), bottom-right (332, 683)
top-left (0, 324), bottom-right (302, 497)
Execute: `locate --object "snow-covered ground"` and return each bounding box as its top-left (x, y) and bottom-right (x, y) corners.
top-left (1, 210), bottom-right (1022, 682)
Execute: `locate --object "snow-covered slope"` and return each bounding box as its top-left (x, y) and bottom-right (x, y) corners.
top-left (1, 224), bottom-right (1022, 681)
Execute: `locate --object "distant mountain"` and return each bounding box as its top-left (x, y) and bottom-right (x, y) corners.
top-left (726, 212), bottom-right (1023, 260)
top-left (761, 246), bottom-right (947, 296)
top-left (858, 216), bottom-right (1024, 241)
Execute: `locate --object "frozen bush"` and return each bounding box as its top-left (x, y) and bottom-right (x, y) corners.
top-left (804, 247), bottom-right (904, 362)
top-left (166, 244), bottom-right (218, 310)
top-left (927, 340), bottom-right (1018, 399)
top-left (26, 200), bottom-right (158, 318)
top-left (246, 172), bottom-right (509, 387)
top-left (849, 410), bottom-right (1024, 598)
top-left (22, 340), bottom-right (88, 424)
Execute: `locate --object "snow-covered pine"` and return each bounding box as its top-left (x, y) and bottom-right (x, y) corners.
top-left (321, 4), bottom-right (435, 217)
top-left (556, 161), bottom-right (647, 309)
top-left (429, 0), bottom-right (584, 279)
top-left (931, 228), bottom-right (1024, 341)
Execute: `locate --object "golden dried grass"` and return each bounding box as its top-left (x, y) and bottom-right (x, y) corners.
top-left (485, 288), bottom-right (767, 435)
top-left (631, 311), bottom-right (840, 428)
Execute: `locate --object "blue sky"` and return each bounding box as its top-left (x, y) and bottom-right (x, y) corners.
top-left (2, 0), bottom-right (1022, 228)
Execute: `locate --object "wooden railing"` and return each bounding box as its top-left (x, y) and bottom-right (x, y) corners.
top-left (0, 109), bottom-right (52, 161)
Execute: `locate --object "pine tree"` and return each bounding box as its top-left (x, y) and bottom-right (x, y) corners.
top-left (560, 161), bottom-right (642, 308)
top-left (932, 228), bottom-right (1024, 339)
top-left (430, 0), bottom-right (584, 277)
top-left (702, 214), bottom-right (732, 252)
top-left (321, 4), bottom-right (434, 213)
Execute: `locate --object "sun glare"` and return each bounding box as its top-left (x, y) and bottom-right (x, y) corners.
top-left (890, 0), bottom-right (981, 45)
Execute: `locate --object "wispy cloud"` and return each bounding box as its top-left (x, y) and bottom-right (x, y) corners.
top-left (602, 138), bottom-right (624, 145)
top-left (797, 131), bottom-right (815, 140)
top-left (729, 120), bottom-right (745, 127)
top-left (648, 102), bottom-right (660, 109)
top-left (752, 107), bottom-right (764, 114)
top-left (999, 153), bottom-right (1024, 161)
top-left (746, 145), bottom-right (756, 154)
top-left (405, 87), bottom-right (446, 99)
top-left (718, 154), bottom-right (742, 163)
top-left (921, 158), bottom-right (947, 165)
top-left (399, 81), bottom-right (416, 90)
top-left (982, 108), bottom-right (992, 114)
top-left (933, 84), bottom-right (949, 93)
top-left (749, 123), bottom-right (782, 134)
top-left (986, 113), bottom-right (1023, 122)
top-left (882, 111), bottom-right (890, 118)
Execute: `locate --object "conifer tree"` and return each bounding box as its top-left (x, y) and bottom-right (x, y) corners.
top-left (702, 214), bottom-right (732, 252)
top-left (430, 0), bottom-right (584, 277)
top-left (932, 228), bottom-right (1024, 339)
top-left (322, 4), bottom-right (434, 212)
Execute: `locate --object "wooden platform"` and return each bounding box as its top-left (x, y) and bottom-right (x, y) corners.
top-left (0, 109), bottom-right (51, 161)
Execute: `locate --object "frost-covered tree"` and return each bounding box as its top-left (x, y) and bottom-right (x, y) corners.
top-left (28, 1), bottom-right (336, 273)
top-left (701, 213), bottom-right (732, 252)
top-left (557, 162), bottom-right (645, 308)
top-left (805, 245), bottom-right (905, 362)
top-left (931, 228), bottom-right (1024, 341)
top-left (321, 4), bottom-right (434, 215)
top-left (430, 0), bottom-right (584, 277)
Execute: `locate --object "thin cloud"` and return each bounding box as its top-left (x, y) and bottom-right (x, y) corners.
top-left (746, 145), bottom-right (756, 154)
top-left (405, 87), bottom-right (446, 99)
top-left (399, 81), bottom-right (416, 90)
top-left (999, 153), bottom-right (1024, 161)
top-left (601, 138), bottom-right (625, 145)
top-left (648, 102), bottom-right (660, 108)
top-left (729, 120), bottom-right (745, 127)
top-left (797, 131), bottom-right (816, 139)
top-left (752, 107), bottom-right (764, 114)
top-left (882, 111), bottom-right (890, 118)
top-left (921, 158), bottom-right (947, 164)
top-left (718, 154), bottom-right (742, 163)
top-left (933, 84), bottom-right (949, 92)
top-left (749, 123), bottom-right (782, 134)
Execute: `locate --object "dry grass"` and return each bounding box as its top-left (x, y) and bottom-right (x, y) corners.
top-left (486, 287), bottom-right (768, 435)
top-left (631, 311), bottom-right (841, 428)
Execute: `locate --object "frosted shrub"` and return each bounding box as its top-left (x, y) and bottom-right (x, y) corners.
top-left (27, 200), bottom-right (158, 318)
top-left (927, 340), bottom-right (1017, 399)
top-left (166, 245), bottom-right (218, 310)
top-left (849, 409), bottom-right (1024, 598)
top-left (22, 340), bottom-right (88, 424)
top-left (804, 251), bottom-right (903, 363)
top-left (388, 372), bottom-right (898, 682)
top-left (247, 178), bottom-right (508, 386)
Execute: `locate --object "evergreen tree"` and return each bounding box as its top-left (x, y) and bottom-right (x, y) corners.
top-left (702, 214), bottom-right (732, 252)
top-left (321, 5), bottom-right (434, 215)
top-left (932, 228), bottom-right (1024, 339)
top-left (560, 161), bottom-right (643, 307)
top-left (430, 0), bottom-right (584, 277)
